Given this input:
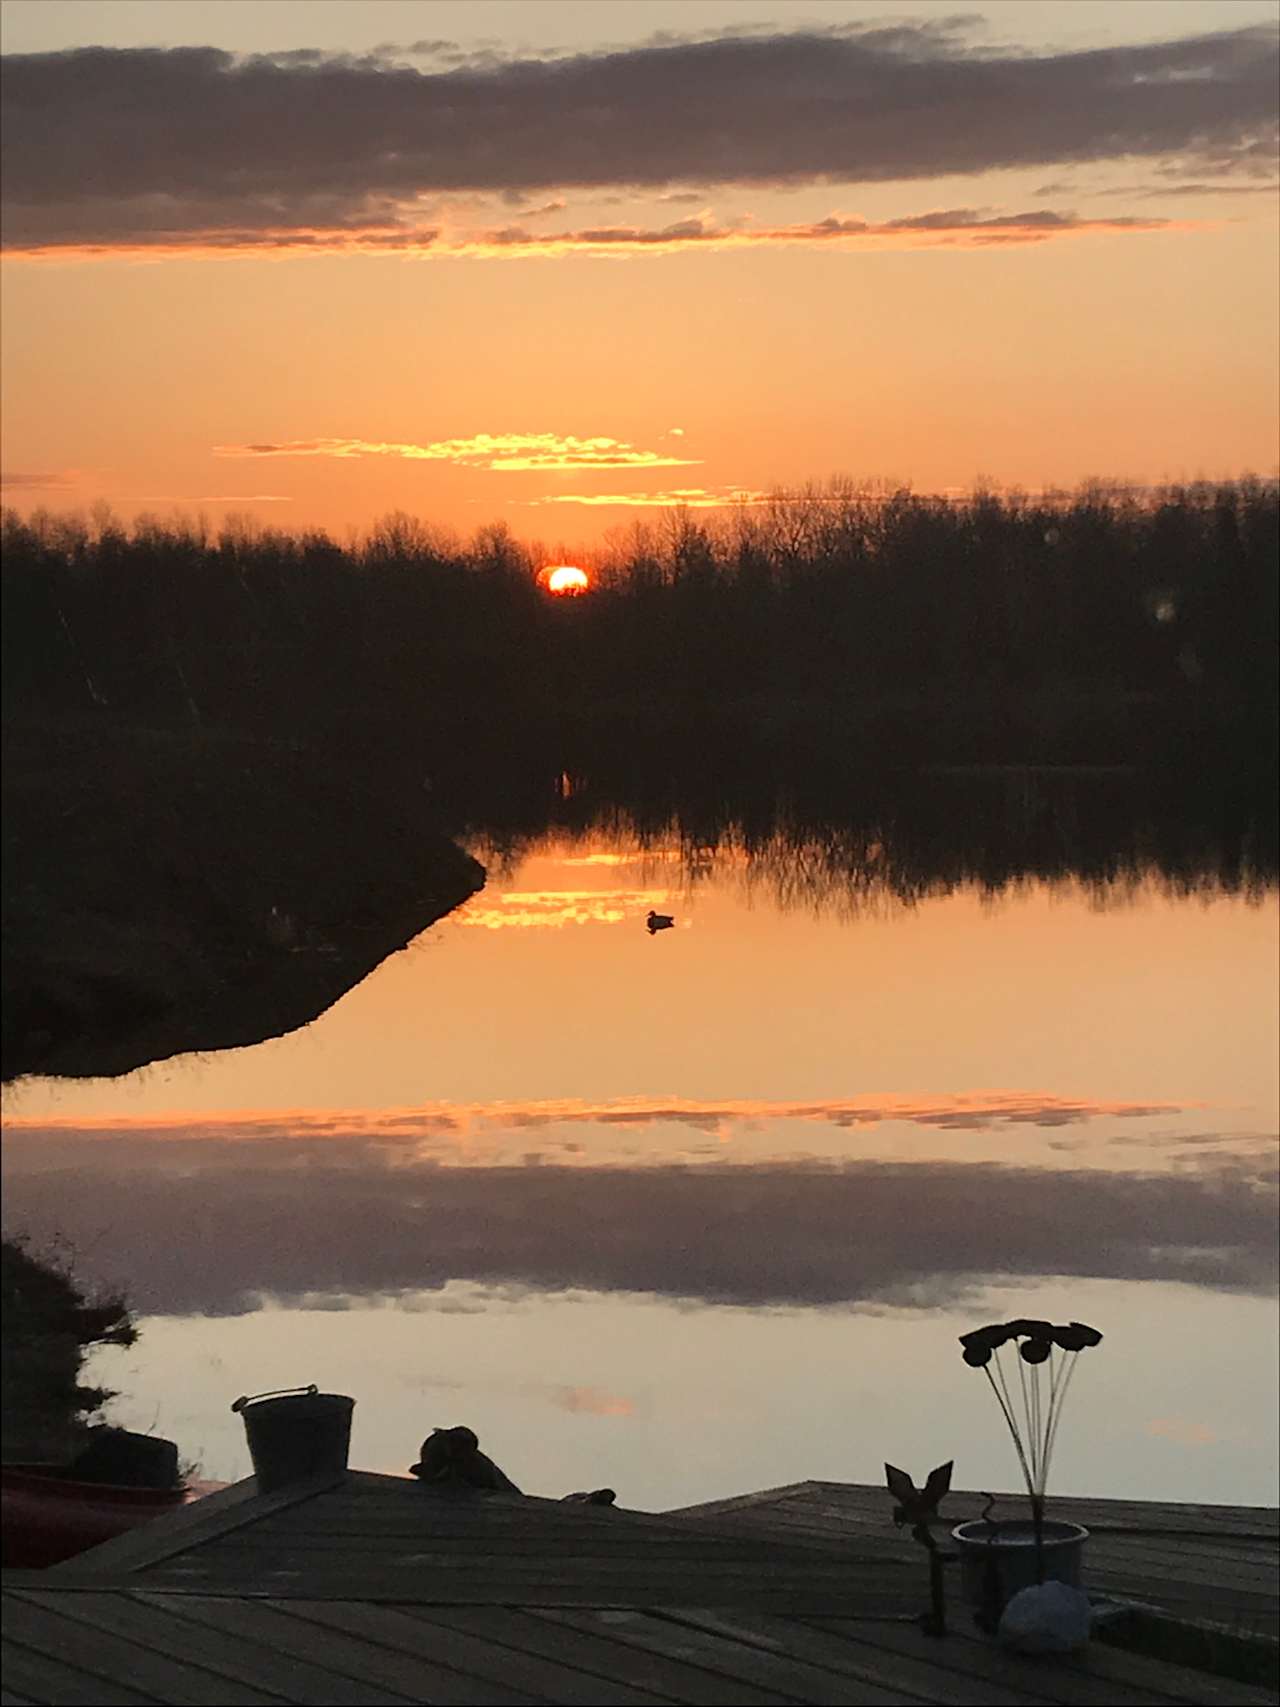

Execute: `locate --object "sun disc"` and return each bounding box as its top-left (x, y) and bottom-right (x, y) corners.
top-left (543, 565), bottom-right (590, 595)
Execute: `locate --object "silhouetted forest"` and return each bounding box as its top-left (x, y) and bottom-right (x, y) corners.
top-left (3, 479), bottom-right (1276, 767)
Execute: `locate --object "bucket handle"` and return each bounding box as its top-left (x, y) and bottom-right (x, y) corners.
top-left (231, 1384), bottom-right (319, 1413)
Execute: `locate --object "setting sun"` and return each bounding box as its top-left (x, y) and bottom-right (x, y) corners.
top-left (542, 565), bottom-right (591, 596)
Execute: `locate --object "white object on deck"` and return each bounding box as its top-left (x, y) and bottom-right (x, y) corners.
top-left (998, 1580), bottom-right (1093, 1653)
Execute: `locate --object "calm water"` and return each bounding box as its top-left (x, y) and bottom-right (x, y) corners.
top-left (4, 773), bottom-right (1277, 1510)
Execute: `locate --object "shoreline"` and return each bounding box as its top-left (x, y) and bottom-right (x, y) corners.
top-left (2, 720), bottom-right (484, 1084)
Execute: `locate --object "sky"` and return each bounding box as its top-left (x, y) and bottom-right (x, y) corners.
top-left (1, 0), bottom-right (1277, 543)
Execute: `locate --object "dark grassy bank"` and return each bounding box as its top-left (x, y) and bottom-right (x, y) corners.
top-left (1, 719), bottom-right (483, 1083)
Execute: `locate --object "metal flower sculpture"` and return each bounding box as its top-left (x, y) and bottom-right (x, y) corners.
top-left (885, 1460), bottom-right (954, 1635)
top-left (886, 1461), bottom-right (953, 1532)
top-left (959, 1318), bottom-right (1102, 1577)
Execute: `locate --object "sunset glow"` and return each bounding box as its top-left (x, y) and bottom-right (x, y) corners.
top-left (542, 565), bottom-right (590, 596)
top-left (2, 0), bottom-right (1276, 1536)
top-left (0, 2), bottom-right (1275, 541)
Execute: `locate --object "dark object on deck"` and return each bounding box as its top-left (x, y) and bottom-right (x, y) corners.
top-left (562, 1487), bottom-right (617, 1505)
top-left (1, 1464), bottom-right (189, 1568)
top-left (69, 1427), bottom-right (180, 1491)
top-left (886, 1461), bottom-right (956, 1637)
top-left (231, 1385), bottom-right (355, 1494)
top-left (646, 909), bottom-right (675, 934)
top-left (409, 1426), bottom-right (522, 1493)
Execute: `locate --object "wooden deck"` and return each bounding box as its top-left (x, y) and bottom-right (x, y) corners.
top-left (672, 1481), bottom-right (1280, 1639)
top-left (2, 1471), bottom-right (1276, 1705)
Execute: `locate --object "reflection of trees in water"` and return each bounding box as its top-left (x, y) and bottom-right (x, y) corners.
top-left (464, 765), bottom-right (1277, 920)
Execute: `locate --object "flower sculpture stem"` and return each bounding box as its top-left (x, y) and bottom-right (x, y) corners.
top-left (960, 1319), bottom-right (1103, 1588)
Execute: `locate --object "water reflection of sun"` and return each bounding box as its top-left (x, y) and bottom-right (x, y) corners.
top-left (540, 564), bottom-right (590, 595)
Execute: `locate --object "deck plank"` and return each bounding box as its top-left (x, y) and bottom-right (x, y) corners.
top-left (661, 1611), bottom-right (1063, 1707)
top-left (531, 1610), bottom-right (808, 1705)
top-left (651, 1611), bottom-right (989, 1707)
top-left (126, 1592), bottom-right (424, 1705)
top-left (803, 1617), bottom-right (1178, 1707)
top-left (809, 1615), bottom-right (1277, 1707)
top-left (0, 1596), bottom-right (263, 1707)
top-left (0, 1634), bottom-right (162, 1706)
top-left (1046, 1631), bottom-right (1279, 1707)
top-left (535, 1604), bottom-right (928, 1700)
top-left (125, 1566), bottom-right (920, 1615)
top-left (419, 1605), bottom-right (769, 1704)
top-left (6, 1590), bottom-right (290, 1705)
top-left (297, 1600), bottom-right (669, 1704)
top-left (62, 1473), bottom-right (344, 1574)
top-left (947, 1618), bottom-right (1277, 1707)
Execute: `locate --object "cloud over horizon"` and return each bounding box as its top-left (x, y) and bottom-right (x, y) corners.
top-left (214, 434), bottom-right (698, 470)
top-left (530, 487), bottom-right (768, 509)
top-left (2, 20), bottom-right (1273, 254)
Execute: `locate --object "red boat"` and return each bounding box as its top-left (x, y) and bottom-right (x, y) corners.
top-left (1, 1464), bottom-right (202, 1568)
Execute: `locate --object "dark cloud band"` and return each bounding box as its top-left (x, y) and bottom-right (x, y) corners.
top-left (2, 21), bottom-right (1274, 251)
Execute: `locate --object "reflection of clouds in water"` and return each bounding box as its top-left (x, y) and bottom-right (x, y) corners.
top-left (459, 888), bottom-right (672, 929)
top-left (1148, 1417), bottom-right (1217, 1447)
top-left (5, 1135), bottom-right (1273, 1318)
top-left (555, 1386), bottom-right (635, 1418)
top-left (2, 1090), bottom-right (1210, 1152)
top-left (555, 851), bottom-right (682, 868)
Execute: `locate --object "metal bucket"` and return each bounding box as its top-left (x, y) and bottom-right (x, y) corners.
top-left (231, 1385), bottom-right (354, 1493)
top-left (951, 1519), bottom-right (1088, 1616)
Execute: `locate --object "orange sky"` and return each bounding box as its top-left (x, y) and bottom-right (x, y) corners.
top-left (1, 1), bottom-right (1277, 542)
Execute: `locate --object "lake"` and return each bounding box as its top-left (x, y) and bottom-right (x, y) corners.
top-left (3, 768), bottom-right (1277, 1511)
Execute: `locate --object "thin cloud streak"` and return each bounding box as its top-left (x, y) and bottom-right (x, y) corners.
top-left (451, 210), bottom-right (1187, 260)
top-left (1095, 180), bottom-right (1280, 200)
top-left (213, 434), bottom-right (698, 471)
top-left (2, 209), bottom-right (1193, 261)
top-left (2, 23), bottom-right (1273, 251)
top-left (531, 488), bottom-right (769, 509)
top-left (129, 493), bottom-right (294, 504)
top-left (0, 471), bottom-right (81, 491)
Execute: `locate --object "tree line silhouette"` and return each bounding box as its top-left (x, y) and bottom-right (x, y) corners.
top-left (3, 479), bottom-right (1276, 766)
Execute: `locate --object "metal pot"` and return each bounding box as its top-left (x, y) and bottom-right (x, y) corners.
top-left (951, 1518), bottom-right (1088, 1616)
